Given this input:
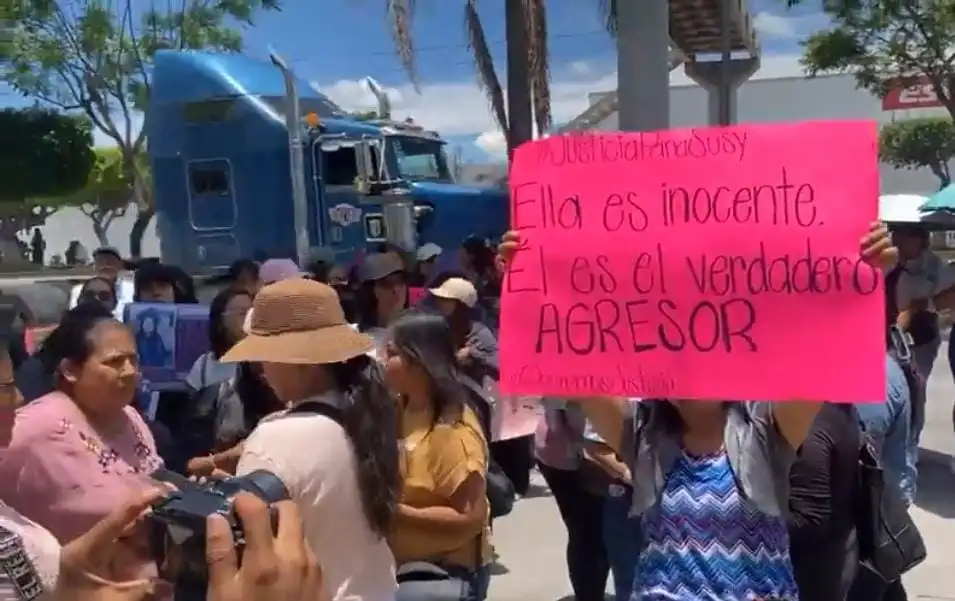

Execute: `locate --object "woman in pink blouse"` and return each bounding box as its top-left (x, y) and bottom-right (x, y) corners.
top-left (0, 304), bottom-right (162, 545)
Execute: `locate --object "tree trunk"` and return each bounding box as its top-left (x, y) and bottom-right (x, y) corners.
top-left (92, 220), bottom-right (109, 247)
top-left (122, 145), bottom-right (154, 259)
top-left (129, 208), bottom-right (154, 259)
top-left (505, 0), bottom-right (533, 157)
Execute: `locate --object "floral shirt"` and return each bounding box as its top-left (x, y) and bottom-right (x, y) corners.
top-left (0, 392), bottom-right (162, 544)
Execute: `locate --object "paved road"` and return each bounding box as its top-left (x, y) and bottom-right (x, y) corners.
top-left (922, 339), bottom-right (955, 466)
top-left (489, 352), bottom-right (955, 601)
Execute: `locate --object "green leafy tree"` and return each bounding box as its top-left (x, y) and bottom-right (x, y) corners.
top-left (797, 0), bottom-right (955, 119)
top-left (1, 0), bottom-right (280, 257)
top-left (880, 117), bottom-right (955, 188)
top-left (0, 107), bottom-right (94, 202)
top-left (48, 146), bottom-right (151, 246)
top-left (0, 107), bottom-right (94, 254)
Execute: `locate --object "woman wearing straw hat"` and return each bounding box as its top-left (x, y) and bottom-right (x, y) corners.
top-left (221, 278), bottom-right (401, 601)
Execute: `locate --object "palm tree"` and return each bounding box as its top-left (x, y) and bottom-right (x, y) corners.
top-left (388, 0), bottom-right (611, 158)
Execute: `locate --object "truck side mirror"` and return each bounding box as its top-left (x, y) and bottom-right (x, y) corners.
top-left (354, 141), bottom-right (378, 195)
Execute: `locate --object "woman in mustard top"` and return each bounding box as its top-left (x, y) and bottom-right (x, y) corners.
top-left (383, 311), bottom-right (492, 601)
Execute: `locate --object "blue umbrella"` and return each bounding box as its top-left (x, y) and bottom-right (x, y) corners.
top-left (920, 183), bottom-right (955, 212)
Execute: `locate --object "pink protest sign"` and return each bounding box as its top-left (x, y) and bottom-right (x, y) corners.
top-left (500, 121), bottom-right (884, 403)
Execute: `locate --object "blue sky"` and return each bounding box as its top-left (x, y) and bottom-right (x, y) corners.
top-left (2, 0), bottom-right (830, 162)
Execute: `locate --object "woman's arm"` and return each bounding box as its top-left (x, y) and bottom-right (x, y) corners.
top-left (187, 442), bottom-right (244, 478)
top-left (583, 442), bottom-right (631, 484)
top-left (787, 413), bottom-right (836, 546)
top-left (582, 417), bottom-right (631, 483)
top-left (391, 426), bottom-right (488, 553)
top-left (576, 398), bottom-right (630, 457)
top-left (395, 470), bottom-right (487, 540)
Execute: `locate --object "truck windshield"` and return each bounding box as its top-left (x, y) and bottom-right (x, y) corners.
top-left (388, 136), bottom-right (452, 182)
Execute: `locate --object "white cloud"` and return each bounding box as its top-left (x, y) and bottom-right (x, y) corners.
top-left (318, 69), bottom-right (617, 159)
top-left (753, 10), bottom-right (830, 41)
top-left (318, 54), bottom-right (808, 160)
top-left (475, 131), bottom-right (507, 159)
top-left (753, 12), bottom-right (799, 39)
top-left (568, 60), bottom-right (593, 76)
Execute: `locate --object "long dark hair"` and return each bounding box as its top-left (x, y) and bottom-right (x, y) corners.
top-left (208, 288), bottom-right (252, 358)
top-left (444, 303), bottom-right (471, 350)
top-left (235, 363), bottom-right (282, 431)
top-left (356, 280), bottom-right (409, 332)
top-left (462, 236), bottom-right (495, 277)
top-left (388, 310), bottom-right (468, 428)
top-left (328, 354), bottom-right (400, 538)
top-left (355, 281), bottom-right (379, 331)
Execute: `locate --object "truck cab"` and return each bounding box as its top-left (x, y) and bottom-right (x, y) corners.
top-left (146, 50), bottom-right (508, 272)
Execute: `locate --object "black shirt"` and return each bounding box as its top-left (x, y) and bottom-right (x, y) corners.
top-left (788, 403), bottom-right (861, 601)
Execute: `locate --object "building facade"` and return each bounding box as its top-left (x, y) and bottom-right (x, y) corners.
top-left (590, 70), bottom-right (951, 196)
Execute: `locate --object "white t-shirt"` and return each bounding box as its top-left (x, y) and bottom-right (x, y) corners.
top-left (236, 393), bottom-right (396, 601)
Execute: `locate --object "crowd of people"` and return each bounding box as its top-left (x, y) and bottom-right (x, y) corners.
top-left (0, 220), bottom-right (944, 601)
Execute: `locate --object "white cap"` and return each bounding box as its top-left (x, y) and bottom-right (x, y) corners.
top-left (416, 243), bottom-right (443, 262)
top-left (429, 277), bottom-right (478, 308)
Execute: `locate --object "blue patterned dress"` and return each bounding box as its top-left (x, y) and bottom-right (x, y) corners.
top-left (634, 450), bottom-right (799, 601)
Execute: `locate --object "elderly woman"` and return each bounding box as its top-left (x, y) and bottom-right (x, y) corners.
top-left (0, 304), bottom-right (161, 544)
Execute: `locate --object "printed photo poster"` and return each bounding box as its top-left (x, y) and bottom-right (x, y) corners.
top-left (124, 303), bottom-right (211, 391)
top-left (499, 120), bottom-right (885, 403)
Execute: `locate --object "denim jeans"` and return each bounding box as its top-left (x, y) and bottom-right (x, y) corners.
top-left (467, 564), bottom-right (492, 601)
top-left (603, 484), bottom-right (641, 601)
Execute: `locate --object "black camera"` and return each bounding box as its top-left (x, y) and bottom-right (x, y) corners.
top-left (149, 470), bottom-right (289, 599)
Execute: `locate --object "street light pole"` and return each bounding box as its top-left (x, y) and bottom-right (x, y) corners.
top-left (616, 0), bottom-right (670, 132)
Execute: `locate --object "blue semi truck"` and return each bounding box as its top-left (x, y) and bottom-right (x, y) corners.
top-left (145, 49), bottom-right (509, 272)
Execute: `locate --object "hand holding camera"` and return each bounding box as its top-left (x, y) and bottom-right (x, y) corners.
top-left (55, 489), bottom-right (163, 601)
top-left (206, 494), bottom-right (323, 601)
top-left (52, 483), bottom-right (322, 601)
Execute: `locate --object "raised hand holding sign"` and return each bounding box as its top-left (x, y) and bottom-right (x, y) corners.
top-left (500, 121), bottom-right (884, 403)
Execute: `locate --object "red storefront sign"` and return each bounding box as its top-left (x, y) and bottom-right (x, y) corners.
top-left (882, 76), bottom-right (943, 110)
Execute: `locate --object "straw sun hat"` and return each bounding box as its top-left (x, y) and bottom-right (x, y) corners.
top-left (221, 278), bottom-right (374, 365)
